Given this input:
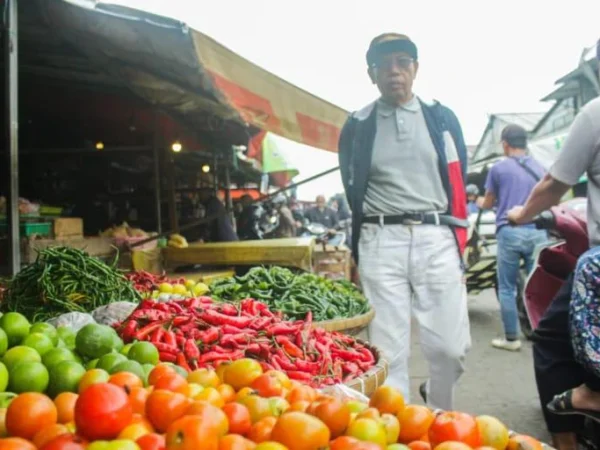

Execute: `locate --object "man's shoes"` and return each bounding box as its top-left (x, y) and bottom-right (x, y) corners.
top-left (491, 338), bottom-right (522, 351)
top-left (419, 382), bottom-right (427, 403)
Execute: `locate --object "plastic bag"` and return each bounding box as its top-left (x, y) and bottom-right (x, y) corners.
top-left (47, 312), bottom-right (96, 331)
top-left (92, 302), bottom-right (138, 326)
top-left (319, 384), bottom-right (369, 403)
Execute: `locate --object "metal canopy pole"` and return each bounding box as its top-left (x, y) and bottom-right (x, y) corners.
top-left (5, 0), bottom-right (20, 274)
top-left (152, 112), bottom-right (162, 233)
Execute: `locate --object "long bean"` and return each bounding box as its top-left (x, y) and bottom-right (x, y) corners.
top-left (2, 246), bottom-right (141, 321)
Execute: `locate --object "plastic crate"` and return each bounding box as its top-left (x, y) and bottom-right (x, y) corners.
top-left (0, 221), bottom-right (52, 237)
top-left (40, 206), bottom-right (64, 216)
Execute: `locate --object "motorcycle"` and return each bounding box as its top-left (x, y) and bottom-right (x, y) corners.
top-left (523, 197), bottom-right (598, 448)
top-left (300, 220), bottom-right (347, 247)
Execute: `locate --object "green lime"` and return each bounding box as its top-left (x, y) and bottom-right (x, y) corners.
top-left (3, 345), bottom-right (41, 372)
top-left (42, 347), bottom-right (77, 371)
top-left (9, 361), bottom-right (49, 393)
top-left (0, 362), bottom-right (8, 392)
top-left (96, 353), bottom-right (127, 372)
top-left (22, 333), bottom-right (54, 356)
top-left (0, 329), bottom-right (8, 357)
top-left (29, 323), bottom-right (59, 346)
top-left (75, 324), bottom-right (120, 359)
top-left (120, 343), bottom-right (133, 357)
top-left (86, 358), bottom-right (99, 369)
top-left (109, 360), bottom-right (145, 380)
top-left (0, 312), bottom-right (30, 347)
top-left (0, 392), bottom-right (16, 408)
top-left (48, 360), bottom-right (86, 397)
top-left (127, 342), bottom-right (159, 365)
top-left (112, 333), bottom-right (124, 353)
top-left (57, 326), bottom-right (76, 350)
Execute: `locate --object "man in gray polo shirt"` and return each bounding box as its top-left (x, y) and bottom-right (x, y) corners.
top-left (338, 33), bottom-right (471, 410)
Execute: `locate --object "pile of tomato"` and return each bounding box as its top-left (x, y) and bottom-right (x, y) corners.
top-left (0, 357), bottom-right (545, 450)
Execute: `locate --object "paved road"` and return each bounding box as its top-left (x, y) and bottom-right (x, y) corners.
top-left (407, 289), bottom-right (551, 443)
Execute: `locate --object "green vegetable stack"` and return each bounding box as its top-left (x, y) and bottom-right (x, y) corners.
top-left (209, 266), bottom-right (370, 321)
top-left (2, 247), bottom-right (141, 321)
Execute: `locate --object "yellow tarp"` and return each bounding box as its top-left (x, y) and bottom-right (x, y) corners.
top-left (164, 238), bottom-right (314, 272)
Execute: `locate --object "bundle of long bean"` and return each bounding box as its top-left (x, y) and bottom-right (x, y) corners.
top-left (209, 266), bottom-right (370, 321)
top-left (2, 247), bottom-right (141, 321)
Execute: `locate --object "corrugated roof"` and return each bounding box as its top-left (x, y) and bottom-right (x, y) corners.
top-left (489, 112), bottom-right (546, 131)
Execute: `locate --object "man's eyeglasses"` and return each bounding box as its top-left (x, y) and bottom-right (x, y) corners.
top-left (373, 56), bottom-right (414, 71)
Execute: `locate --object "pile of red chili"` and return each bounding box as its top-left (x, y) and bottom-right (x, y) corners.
top-left (124, 271), bottom-right (185, 293)
top-left (114, 297), bottom-right (376, 387)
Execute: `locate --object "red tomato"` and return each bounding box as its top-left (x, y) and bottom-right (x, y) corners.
top-left (74, 382), bottom-right (133, 441)
top-left (429, 412), bottom-right (481, 448)
top-left (137, 433), bottom-right (167, 450)
top-left (39, 433), bottom-right (89, 450)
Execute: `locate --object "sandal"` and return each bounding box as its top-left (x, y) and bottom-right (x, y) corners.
top-left (547, 389), bottom-right (600, 424)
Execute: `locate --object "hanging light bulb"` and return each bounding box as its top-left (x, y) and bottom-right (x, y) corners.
top-left (95, 141), bottom-right (104, 150)
top-left (171, 141), bottom-right (182, 152)
top-left (202, 164), bottom-right (210, 173)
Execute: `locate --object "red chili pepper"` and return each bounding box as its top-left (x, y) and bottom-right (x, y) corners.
top-left (137, 299), bottom-right (155, 310)
top-left (168, 302), bottom-right (185, 314)
top-left (314, 341), bottom-right (330, 355)
top-left (255, 302), bottom-right (274, 317)
top-left (184, 339), bottom-right (200, 362)
top-left (198, 327), bottom-right (220, 344)
top-left (249, 317), bottom-right (272, 330)
top-left (357, 347), bottom-right (375, 364)
top-left (171, 316), bottom-right (191, 327)
top-left (199, 310), bottom-right (252, 328)
top-left (240, 298), bottom-right (260, 316)
top-left (159, 351), bottom-right (177, 363)
top-left (272, 354), bottom-right (296, 371)
top-left (154, 303), bottom-right (171, 313)
top-left (120, 320), bottom-right (138, 342)
top-left (162, 330), bottom-right (177, 347)
top-left (135, 322), bottom-right (165, 340)
top-left (259, 362), bottom-right (274, 372)
top-left (342, 361), bottom-right (360, 375)
top-left (331, 348), bottom-right (362, 362)
top-left (131, 309), bottom-right (171, 322)
top-left (176, 353), bottom-right (192, 372)
top-left (175, 335), bottom-right (186, 347)
top-left (245, 343), bottom-right (261, 354)
top-left (220, 324), bottom-right (242, 335)
top-left (219, 303), bottom-right (239, 316)
top-left (294, 359), bottom-right (320, 374)
top-left (275, 336), bottom-right (304, 358)
top-left (182, 298), bottom-right (203, 309)
top-left (150, 327), bottom-right (164, 343)
top-left (266, 323), bottom-right (299, 336)
top-left (287, 370), bottom-right (312, 382)
top-left (199, 349), bottom-right (244, 364)
top-left (154, 342), bottom-right (179, 353)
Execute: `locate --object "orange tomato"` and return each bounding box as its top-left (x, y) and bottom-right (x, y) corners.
top-left (186, 401), bottom-right (229, 437)
top-left (270, 411), bottom-right (330, 450)
top-left (398, 404), bottom-right (435, 444)
top-left (128, 386), bottom-right (150, 415)
top-left (216, 361), bottom-right (232, 382)
top-left (369, 385), bottom-right (406, 415)
top-left (118, 423), bottom-right (152, 441)
top-left (289, 401), bottom-right (310, 412)
top-left (6, 393), bottom-right (58, 440)
top-left (148, 363), bottom-right (177, 385)
top-left (219, 434), bottom-right (257, 450)
top-left (247, 416), bottom-right (277, 444)
top-left (236, 387), bottom-right (258, 402)
top-left (251, 373), bottom-right (285, 398)
top-left (188, 368), bottom-right (221, 388)
top-left (408, 441), bottom-right (433, 450)
top-left (109, 371), bottom-right (144, 390)
top-left (154, 372), bottom-right (189, 395)
top-left (78, 368), bottom-right (110, 394)
top-left (129, 413), bottom-right (154, 430)
top-left (254, 443), bottom-right (288, 450)
top-left (0, 437), bottom-right (37, 450)
top-left (264, 370), bottom-right (291, 390)
top-left (356, 407), bottom-right (381, 420)
top-left (218, 384), bottom-right (237, 403)
top-left (381, 413), bottom-right (401, 444)
top-left (137, 432), bottom-right (167, 450)
top-left (238, 395), bottom-right (275, 424)
top-left (32, 424), bottom-right (69, 448)
top-left (0, 407), bottom-right (7, 438)
top-left (346, 417), bottom-right (387, 448)
top-left (330, 436), bottom-right (360, 450)
top-left (286, 385), bottom-right (317, 404)
top-left (224, 359), bottom-right (263, 391)
top-left (506, 435), bottom-right (544, 450)
top-left (39, 433), bottom-right (88, 450)
top-left (429, 412), bottom-right (481, 448)
top-left (54, 392), bottom-right (78, 424)
top-left (222, 402), bottom-right (252, 436)
top-left (166, 415), bottom-right (219, 450)
top-left (307, 397), bottom-right (350, 438)
top-left (267, 397), bottom-right (290, 417)
top-left (196, 386), bottom-right (225, 407)
top-left (433, 442), bottom-right (474, 450)
top-left (145, 389), bottom-right (190, 433)
top-left (475, 415), bottom-right (509, 450)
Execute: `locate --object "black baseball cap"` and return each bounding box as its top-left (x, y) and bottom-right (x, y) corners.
top-left (501, 124), bottom-right (528, 149)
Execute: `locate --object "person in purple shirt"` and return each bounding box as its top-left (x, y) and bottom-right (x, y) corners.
top-left (477, 124), bottom-right (547, 351)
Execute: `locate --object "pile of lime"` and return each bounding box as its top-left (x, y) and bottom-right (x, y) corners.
top-left (0, 312), bottom-right (165, 399)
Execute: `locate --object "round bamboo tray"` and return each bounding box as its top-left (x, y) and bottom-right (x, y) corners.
top-left (344, 340), bottom-right (388, 398)
top-left (314, 308), bottom-right (375, 336)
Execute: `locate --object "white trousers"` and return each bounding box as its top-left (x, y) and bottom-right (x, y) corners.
top-left (359, 224), bottom-right (471, 410)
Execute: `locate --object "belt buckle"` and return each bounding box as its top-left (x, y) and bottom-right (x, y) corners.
top-left (402, 213), bottom-right (423, 225)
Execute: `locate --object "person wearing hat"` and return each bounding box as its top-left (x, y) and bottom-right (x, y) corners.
top-left (506, 39), bottom-right (600, 449)
top-left (338, 33), bottom-right (471, 410)
top-left (477, 124), bottom-right (547, 351)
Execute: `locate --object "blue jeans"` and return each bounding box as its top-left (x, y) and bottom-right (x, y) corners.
top-left (496, 226), bottom-right (548, 339)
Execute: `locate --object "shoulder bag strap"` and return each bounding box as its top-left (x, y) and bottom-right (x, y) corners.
top-left (513, 157), bottom-right (541, 182)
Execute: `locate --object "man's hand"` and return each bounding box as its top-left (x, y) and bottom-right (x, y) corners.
top-left (507, 206), bottom-right (526, 225)
top-left (476, 197), bottom-right (485, 208)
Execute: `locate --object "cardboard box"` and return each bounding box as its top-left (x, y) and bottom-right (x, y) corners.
top-left (52, 218), bottom-right (83, 239)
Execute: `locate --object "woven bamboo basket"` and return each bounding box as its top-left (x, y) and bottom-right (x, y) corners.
top-left (314, 308), bottom-right (375, 336)
top-left (343, 340), bottom-right (388, 398)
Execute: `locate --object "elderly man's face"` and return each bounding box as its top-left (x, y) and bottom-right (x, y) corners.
top-left (316, 196), bottom-right (326, 209)
top-left (370, 51), bottom-right (418, 105)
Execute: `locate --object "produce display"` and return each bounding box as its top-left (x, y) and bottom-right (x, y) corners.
top-left (2, 248), bottom-right (141, 322)
top-left (125, 271), bottom-right (209, 299)
top-left (100, 222), bottom-right (148, 239)
top-left (210, 266), bottom-right (371, 321)
top-left (0, 356), bottom-right (545, 450)
top-left (115, 297), bottom-right (376, 386)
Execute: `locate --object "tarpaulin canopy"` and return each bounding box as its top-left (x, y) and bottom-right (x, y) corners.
top-left (37, 0), bottom-right (348, 152)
